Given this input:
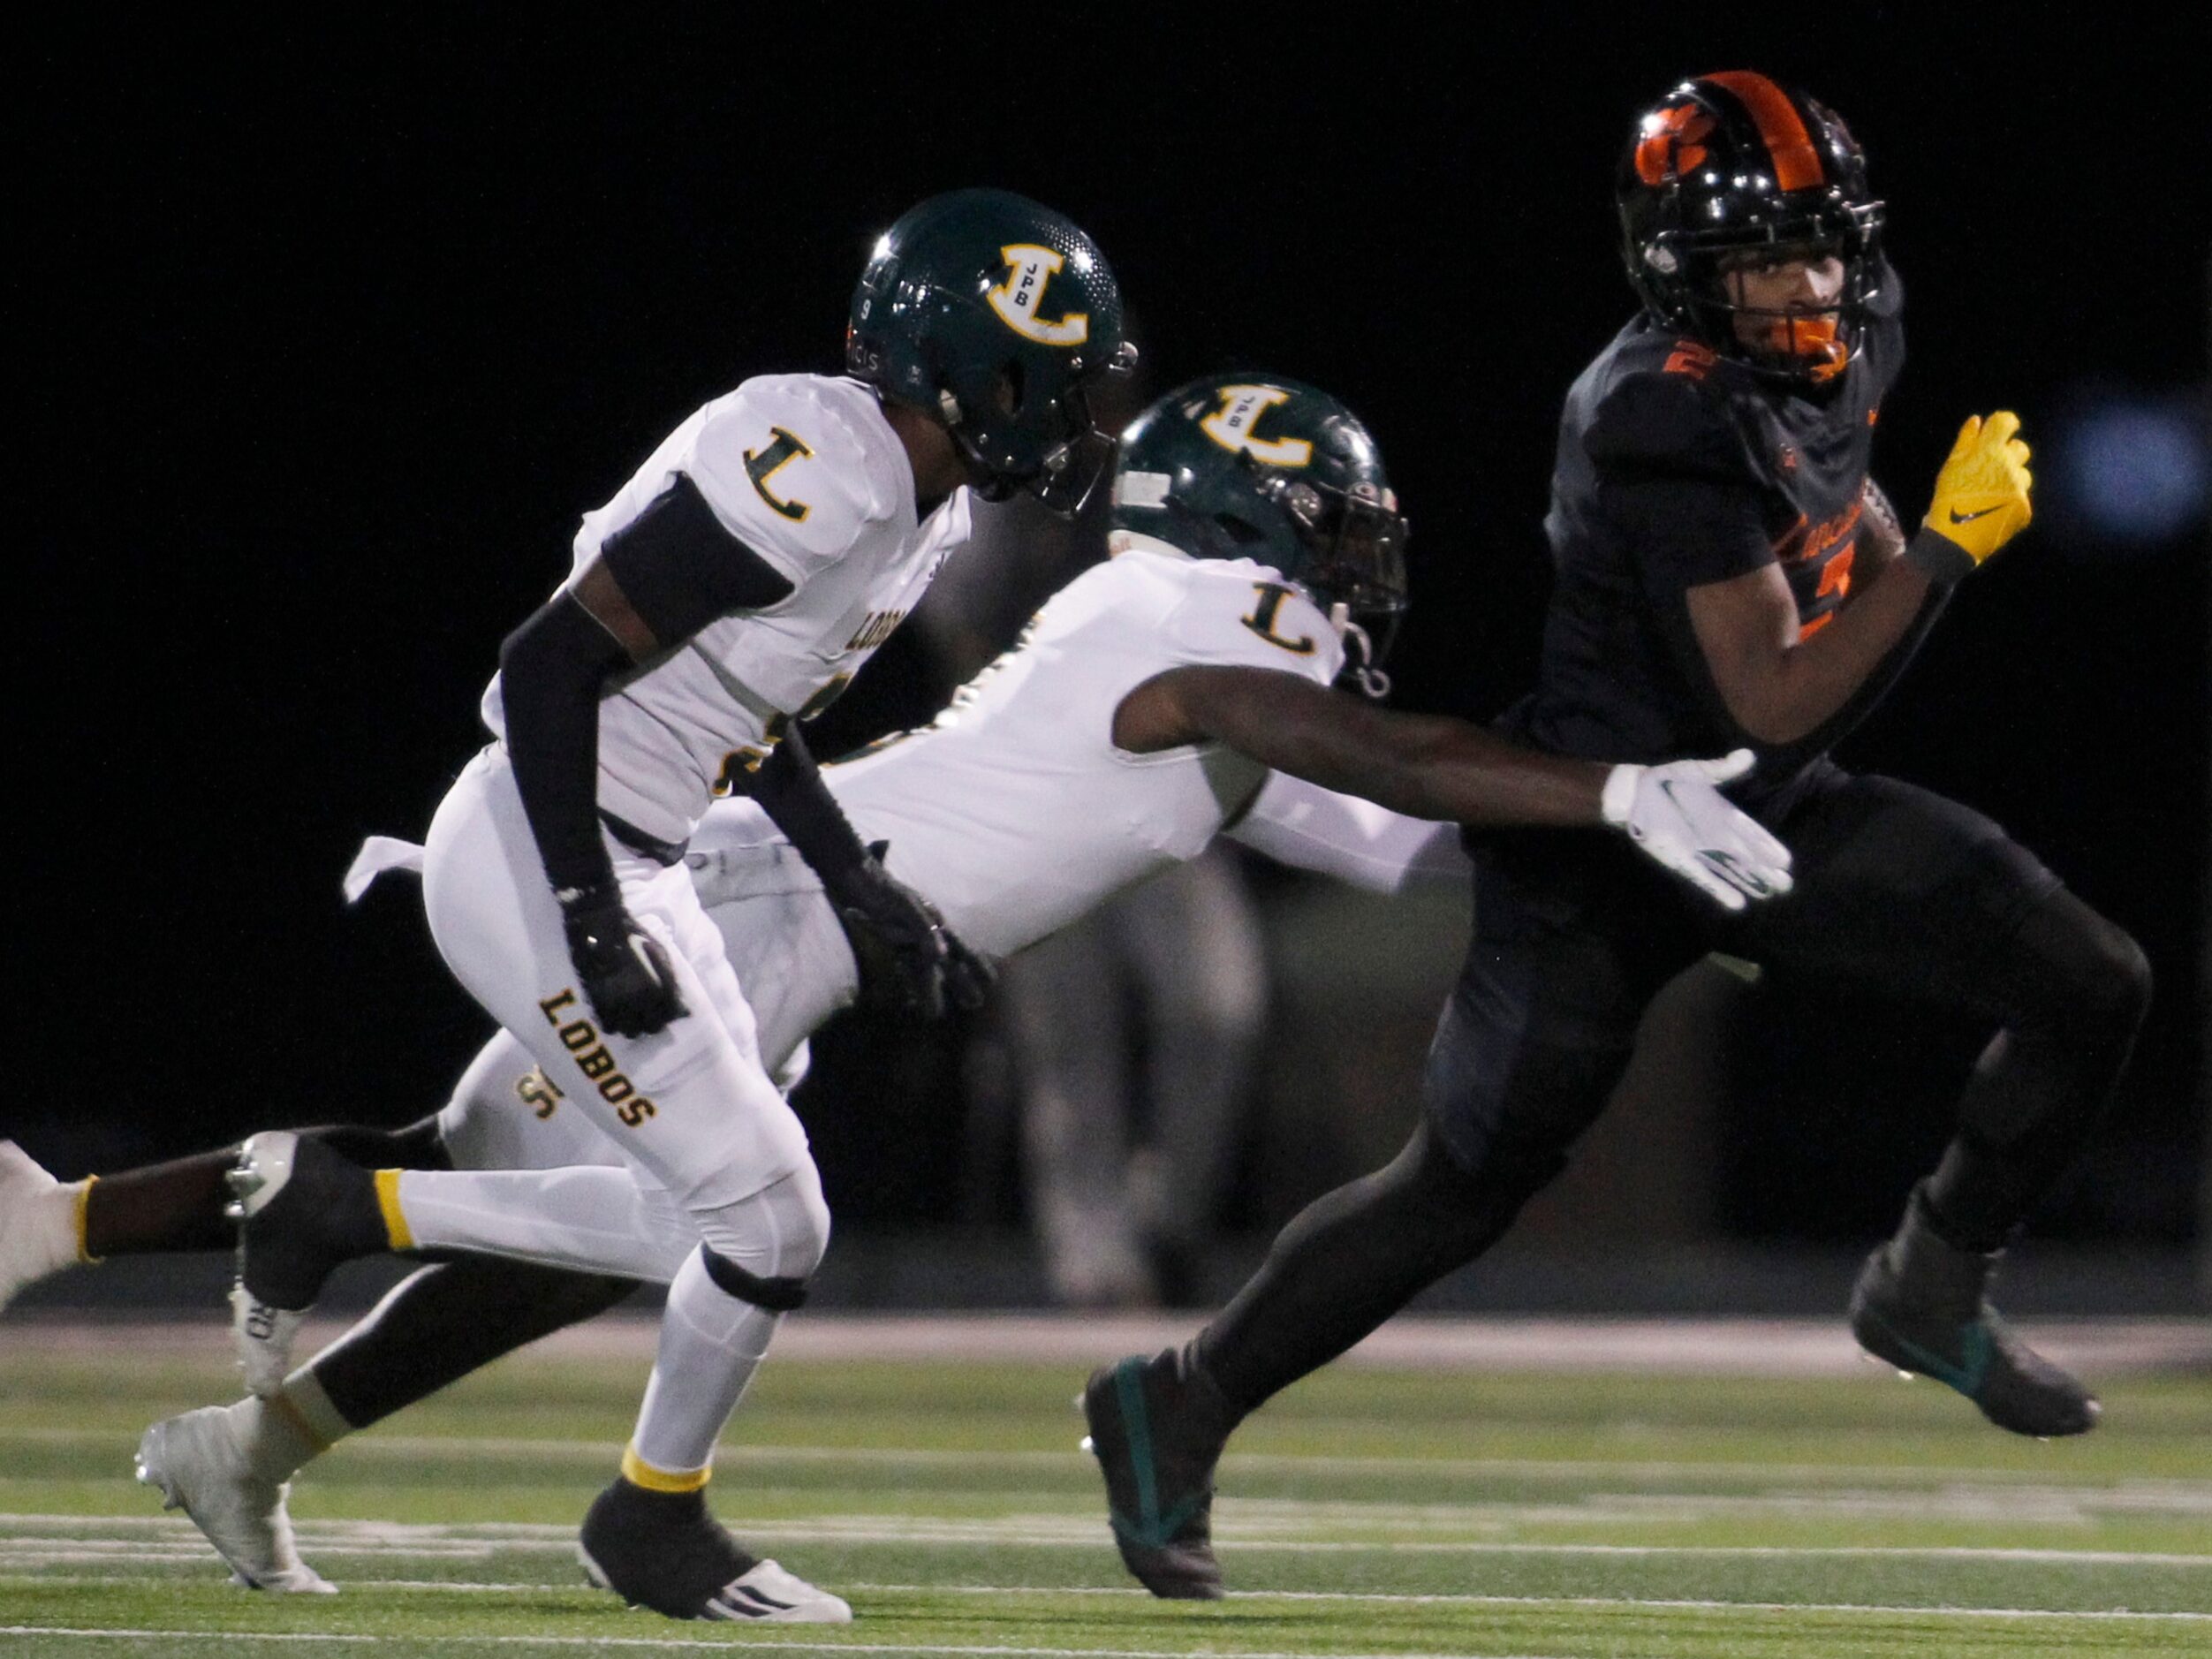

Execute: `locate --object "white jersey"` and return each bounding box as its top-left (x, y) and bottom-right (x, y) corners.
top-left (690, 538), bottom-right (1349, 958)
top-left (481, 373), bottom-right (971, 845)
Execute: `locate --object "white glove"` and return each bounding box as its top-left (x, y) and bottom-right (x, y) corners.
top-left (1601, 750), bottom-right (1794, 913)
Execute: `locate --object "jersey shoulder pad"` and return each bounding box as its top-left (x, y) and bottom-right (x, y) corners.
top-left (1159, 555), bottom-right (1344, 686)
top-left (682, 375), bottom-right (907, 577)
top-left (1584, 350), bottom-right (1761, 486)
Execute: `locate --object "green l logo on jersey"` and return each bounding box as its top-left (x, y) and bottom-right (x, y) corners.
top-left (1239, 582), bottom-right (1316, 655)
top-left (745, 428), bottom-right (815, 521)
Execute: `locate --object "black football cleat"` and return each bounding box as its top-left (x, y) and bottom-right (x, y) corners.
top-left (1850, 1186), bottom-right (2099, 1438)
top-left (227, 1132), bottom-right (386, 1398)
top-left (1079, 1345), bottom-right (1237, 1599)
top-left (578, 1478), bottom-right (850, 1622)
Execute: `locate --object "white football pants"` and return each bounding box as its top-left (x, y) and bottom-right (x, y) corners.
top-left (402, 784), bottom-right (860, 1287)
top-left (415, 746), bottom-right (843, 1476)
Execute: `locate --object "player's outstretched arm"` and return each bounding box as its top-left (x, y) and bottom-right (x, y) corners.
top-left (1123, 666), bottom-right (1600, 826)
top-left (1225, 773), bottom-right (1471, 896)
top-left (1117, 668), bottom-right (1791, 909)
top-left (1686, 413), bottom-right (2033, 746)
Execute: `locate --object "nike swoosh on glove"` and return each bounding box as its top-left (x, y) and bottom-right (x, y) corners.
top-left (1921, 410), bottom-right (2033, 565)
top-left (1602, 749), bottom-right (1795, 912)
top-left (557, 883), bottom-right (688, 1037)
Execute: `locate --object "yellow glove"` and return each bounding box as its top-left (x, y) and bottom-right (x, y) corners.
top-left (1922, 411), bottom-right (2033, 565)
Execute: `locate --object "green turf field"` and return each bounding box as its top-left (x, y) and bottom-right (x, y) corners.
top-left (1, 1326), bottom-right (2207, 1657)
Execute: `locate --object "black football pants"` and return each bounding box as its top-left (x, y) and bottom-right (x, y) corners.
top-left (1194, 768), bottom-right (2150, 1419)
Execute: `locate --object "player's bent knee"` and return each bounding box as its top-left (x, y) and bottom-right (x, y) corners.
top-left (689, 1161), bottom-right (831, 1307)
top-left (697, 1246), bottom-right (811, 1311)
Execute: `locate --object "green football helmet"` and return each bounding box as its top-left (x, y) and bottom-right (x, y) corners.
top-left (1111, 374), bottom-right (1410, 693)
top-left (847, 188), bottom-right (1133, 515)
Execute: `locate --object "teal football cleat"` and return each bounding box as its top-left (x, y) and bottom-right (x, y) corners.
top-left (1079, 1345), bottom-right (1237, 1599)
top-left (1850, 1185), bottom-right (2099, 1437)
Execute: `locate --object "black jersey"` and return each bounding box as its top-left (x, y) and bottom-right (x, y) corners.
top-left (1510, 261), bottom-right (1913, 814)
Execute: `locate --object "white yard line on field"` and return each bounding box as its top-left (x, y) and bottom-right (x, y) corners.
top-left (3, 1517), bottom-right (2207, 1566)
top-left (854, 1584), bottom-right (2212, 1619)
top-left (16, 1572), bottom-right (2212, 1611)
top-left (0, 1633), bottom-right (1564, 1659)
top-left (4, 1574), bottom-right (2212, 1654)
top-left (18, 1313), bottom-right (2210, 1375)
top-left (9, 1430), bottom-right (2211, 1497)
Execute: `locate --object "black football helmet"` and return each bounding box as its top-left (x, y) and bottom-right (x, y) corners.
top-left (1617, 72), bottom-right (1885, 386)
top-left (1111, 374), bottom-right (1408, 695)
top-left (847, 188), bottom-right (1136, 515)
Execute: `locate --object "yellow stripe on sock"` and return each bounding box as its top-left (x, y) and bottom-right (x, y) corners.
top-left (620, 1444), bottom-right (711, 1494)
top-left (374, 1169), bottom-right (414, 1251)
top-left (279, 1369), bottom-right (358, 1449)
top-left (74, 1176), bottom-right (100, 1264)
top-left (268, 1388), bottom-right (333, 1454)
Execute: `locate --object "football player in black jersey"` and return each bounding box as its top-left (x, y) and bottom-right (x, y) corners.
top-left (1081, 71), bottom-right (2152, 1601)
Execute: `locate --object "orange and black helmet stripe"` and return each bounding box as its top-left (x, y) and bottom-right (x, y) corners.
top-left (1701, 71), bottom-right (1825, 192)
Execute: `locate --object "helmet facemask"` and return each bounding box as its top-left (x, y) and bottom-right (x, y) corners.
top-left (940, 348), bottom-right (1136, 515)
top-left (1648, 204), bottom-right (1885, 387)
top-left (1258, 463), bottom-right (1409, 698)
top-left (1617, 74), bottom-right (1887, 391)
top-left (1111, 373), bottom-right (1410, 698)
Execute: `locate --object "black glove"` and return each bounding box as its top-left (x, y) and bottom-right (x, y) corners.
top-left (829, 842), bottom-right (996, 1019)
top-left (557, 882), bottom-right (687, 1038)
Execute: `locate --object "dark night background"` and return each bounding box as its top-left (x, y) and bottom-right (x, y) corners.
top-left (21, 15), bottom-right (2208, 1257)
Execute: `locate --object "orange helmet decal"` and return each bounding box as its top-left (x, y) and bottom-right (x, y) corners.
top-left (1634, 103), bottom-right (1716, 187)
top-left (1703, 71), bottom-right (1824, 192)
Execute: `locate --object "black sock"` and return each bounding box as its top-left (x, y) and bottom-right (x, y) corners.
top-left (312, 1256), bottom-right (639, 1430)
top-left (80, 1117), bottom-right (456, 1260)
top-left (84, 1150), bottom-right (236, 1256)
top-left (1193, 1121), bottom-right (1549, 1418)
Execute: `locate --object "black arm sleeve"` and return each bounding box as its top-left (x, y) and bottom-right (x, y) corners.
top-left (599, 472), bottom-right (795, 640)
top-left (498, 593), bottom-right (633, 895)
top-left (749, 725), bottom-right (871, 884)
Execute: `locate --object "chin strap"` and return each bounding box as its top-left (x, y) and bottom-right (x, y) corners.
top-left (1329, 602), bottom-right (1392, 701)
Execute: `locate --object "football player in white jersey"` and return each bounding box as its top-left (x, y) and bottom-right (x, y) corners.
top-left (4, 375), bottom-right (1790, 1616)
top-left (250, 186), bottom-right (1129, 1622)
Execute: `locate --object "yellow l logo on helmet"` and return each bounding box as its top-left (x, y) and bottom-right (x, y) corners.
top-left (985, 244), bottom-right (1090, 345)
top-left (1200, 385), bottom-right (1314, 467)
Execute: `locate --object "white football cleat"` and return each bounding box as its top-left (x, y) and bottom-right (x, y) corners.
top-left (136, 1407), bottom-right (337, 1594)
top-left (712, 1558), bottom-right (853, 1624)
top-left (0, 1140), bottom-right (84, 1313)
top-left (227, 1131), bottom-right (383, 1398)
top-left (229, 1284), bottom-right (310, 1401)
